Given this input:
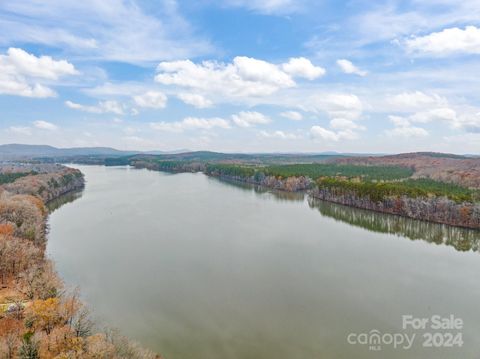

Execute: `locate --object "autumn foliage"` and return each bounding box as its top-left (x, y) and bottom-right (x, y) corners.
top-left (0, 166), bottom-right (159, 358)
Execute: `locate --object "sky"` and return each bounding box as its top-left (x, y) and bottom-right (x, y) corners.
top-left (0, 0), bottom-right (479, 154)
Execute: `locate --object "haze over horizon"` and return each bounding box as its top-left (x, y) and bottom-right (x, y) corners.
top-left (1, 1), bottom-right (480, 153)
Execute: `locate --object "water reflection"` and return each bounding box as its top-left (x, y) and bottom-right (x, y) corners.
top-left (209, 176), bottom-right (305, 202)
top-left (308, 197), bottom-right (480, 253)
top-left (209, 176), bottom-right (480, 252)
top-left (47, 189), bottom-right (84, 213)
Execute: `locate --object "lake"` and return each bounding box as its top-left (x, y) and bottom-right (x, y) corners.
top-left (47, 165), bottom-right (480, 358)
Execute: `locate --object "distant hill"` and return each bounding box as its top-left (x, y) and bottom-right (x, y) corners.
top-left (110, 151), bottom-right (350, 166)
top-left (333, 152), bottom-right (480, 188)
top-left (0, 144), bottom-right (353, 163)
top-left (0, 144), bottom-right (140, 159)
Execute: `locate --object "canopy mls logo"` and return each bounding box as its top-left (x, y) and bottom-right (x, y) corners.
top-left (347, 314), bottom-right (464, 351)
top-left (347, 329), bottom-right (415, 351)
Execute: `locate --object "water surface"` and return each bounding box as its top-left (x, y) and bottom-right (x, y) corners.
top-left (47, 165), bottom-right (480, 358)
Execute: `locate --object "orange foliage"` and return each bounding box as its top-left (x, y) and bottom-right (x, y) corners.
top-left (27, 298), bottom-right (61, 334)
top-left (0, 223), bottom-right (14, 236)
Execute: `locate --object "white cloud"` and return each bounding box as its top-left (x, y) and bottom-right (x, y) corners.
top-left (310, 121), bottom-right (362, 142)
top-left (389, 115), bottom-right (411, 127)
top-left (304, 93), bottom-right (363, 120)
top-left (388, 101), bottom-right (480, 133)
top-left (336, 59), bottom-right (367, 76)
top-left (386, 126), bottom-right (429, 138)
top-left (304, 93), bottom-right (366, 142)
top-left (65, 100), bottom-right (124, 115)
top-left (452, 111), bottom-right (480, 132)
top-left (150, 117), bottom-right (230, 133)
top-left (410, 108), bottom-right (457, 123)
top-left (33, 120), bottom-right (58, 131)
top-left (405, 26), bottom-right (480, 56)
top-left (329, 118), bottom-right (365, 131)
top-left (177, 93), bottom-right (213, 108)
top-left (387, 91), bottom-right (447, 110)
top-left (0, 1), bottom-right (212, 63)
top-left (280, 111), bottom-right (303, 121)
top-left (3, 47), bottom-right (78, 79)
top-left (259, 130), bottom-right (301, 140)
top-left (133, 91), bottom-right (167, 109)
top-left (222, 0), bottom-right (300, 14)
top-left (156, 57), bottom-right (293, 98)
top-left (8, 126), bottom-right (32, 135)
top-left (282, 57), bottom-right (325, 80)
top-left (0, 47), bottom-right (77, 98)
top-left (231, 111), bottom-right (271, 127)
top-left (155, 56), bottom-right (323, 104)
top-left (310, 126), bottom-right (341, 141)
top-left (385, 115), bottom-right (429, 138)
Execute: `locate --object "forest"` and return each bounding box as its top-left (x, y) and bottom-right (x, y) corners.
top-left (0, 165), bottom-right (159, 358)
top-left (316, 177), bottom-right (477, 203)
top-left (0, 172), bottom-right (35, 185)
top-left (120, 154), bottom-right (480, 229)
top-left (263, 163), bottom-right (413, 181)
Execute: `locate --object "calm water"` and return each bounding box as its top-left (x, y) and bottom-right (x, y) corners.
top-left (47, 165), bottom-right (480, 359)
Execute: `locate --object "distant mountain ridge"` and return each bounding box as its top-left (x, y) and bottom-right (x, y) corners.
top-left (0, 144), bottom-right (133, 158)
top-left (0, 144), bottom-right (190, 159)
top-left (0, 144), bottom-right (476, 161)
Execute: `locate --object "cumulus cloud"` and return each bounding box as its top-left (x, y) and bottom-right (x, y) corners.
top-left (387, 95), bottom-right (480, 133)
top-left (281, 57), bottom-right (325, 80)
top-left (155, 56), bottom-right (323, 104)
top-left (133, 91), bottom-right (167, 109)
top-left (405, 26), bottom-right (480, 55)
top-left (310, 118), bottom-right (364, 142)
top-left (310, 126), bottom-right (343, 141)
top-left (410, 108), bottom-right (457, 123)
top-left (304, 93), bottom-right (363, 121)
top-left (329, 118), bottom-right (365, 131)
top-left (177, 93), bottom-right (213, 108)
top-left (65, 100), bottom-right (124, 115)
top-left (336, 59), bottom-right (367, 76)
top-left (258, 130), bottom-right (301, 140)
top-left (0, 47), bottom-right (78, 98)
top-left (304, 93), bottom-right (365, 142)
top-left (385, 90), bottom-right (480, 132)
top-left (385, 115), bottom-right (429, 138)
top-left (387, 91), bottom-right (447, 110)
top-left (280, 111), bottom-right (303, 121)
top-left (231, 111), bottom-right (271, 127)
top-left (33, 120), bottom-right (58, 131)
top-left (150, 117), bottom-right (230, 133)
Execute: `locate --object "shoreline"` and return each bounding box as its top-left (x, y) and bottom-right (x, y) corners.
top-left (0, 164), bottom-right (161, 358)
top-left (129, 163), bottom-right (480, 230)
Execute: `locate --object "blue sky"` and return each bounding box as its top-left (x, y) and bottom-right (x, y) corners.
top-left (1, 0), bottom-right (480, 153)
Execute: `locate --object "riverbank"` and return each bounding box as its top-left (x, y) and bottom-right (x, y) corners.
top-left (0, 164), bottom-right (160, 358)
top-left (124, 159), bottom-right (480, 229)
